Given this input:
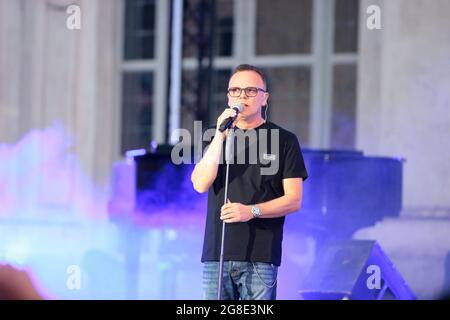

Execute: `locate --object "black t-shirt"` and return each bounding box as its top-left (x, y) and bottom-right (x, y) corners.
top-left (200, 121), bottom-right (308, 266)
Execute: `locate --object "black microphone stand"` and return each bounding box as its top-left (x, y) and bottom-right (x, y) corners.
top-left (217, 126), bottom-right (235, 300)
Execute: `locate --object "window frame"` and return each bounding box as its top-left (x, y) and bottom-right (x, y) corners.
top-left (118, 0), bottom-right (358, 151)
top-left (120, 0), bottom-right (169, 150)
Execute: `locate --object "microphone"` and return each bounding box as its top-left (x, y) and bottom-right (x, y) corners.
top-left (218, 104), bottom-right (243, 132)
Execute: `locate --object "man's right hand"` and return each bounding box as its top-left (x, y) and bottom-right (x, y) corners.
top-left (215, 107), bottom-right (241, 140)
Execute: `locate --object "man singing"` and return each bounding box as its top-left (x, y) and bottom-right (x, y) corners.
top-left (191, 64), bottom-right (308, 300)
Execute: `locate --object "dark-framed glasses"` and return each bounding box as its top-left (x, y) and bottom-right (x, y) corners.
top-left (227, 87), bottom-right (266, 97)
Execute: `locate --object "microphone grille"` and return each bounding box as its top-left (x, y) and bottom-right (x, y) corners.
top-left (232, 104), bottom-right (243, 112)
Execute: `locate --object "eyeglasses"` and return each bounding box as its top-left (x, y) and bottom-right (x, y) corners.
top-left (227, 87), bottom-right (266, 97)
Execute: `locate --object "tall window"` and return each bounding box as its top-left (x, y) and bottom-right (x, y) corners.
top-left (181, 0), bottom-right (234, 134)
top-left (252, 0), bottom-right (358, 149)
top-left (121, 0), bottom-right (168, 154)
top-left (331, 0), bottom-right (359, 149)
top-left (255, 0), bottom-right (313, 145)
top-left (121, 0), bottom-right (156, 154)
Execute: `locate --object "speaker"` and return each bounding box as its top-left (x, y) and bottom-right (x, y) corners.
top-left (298, 240), bottom-right (416, 300)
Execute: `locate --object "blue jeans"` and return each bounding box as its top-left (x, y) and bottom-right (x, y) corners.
top-left (202, 261), bottom-right (278, 300)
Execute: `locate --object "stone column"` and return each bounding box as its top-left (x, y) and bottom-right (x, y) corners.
top-left (357, 0), bottom-right (450, 214)
top-left (0, 0), bottom-right (122, 214)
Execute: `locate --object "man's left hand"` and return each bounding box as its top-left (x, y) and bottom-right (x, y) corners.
top-left (220, 199), bottom-right (253, 223)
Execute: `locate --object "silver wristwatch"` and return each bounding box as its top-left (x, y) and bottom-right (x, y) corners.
top-left (251, 205), bottom-right (261, 219)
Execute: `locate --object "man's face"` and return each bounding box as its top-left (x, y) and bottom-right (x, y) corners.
top-left (227, 71), bottom-right (269, 121)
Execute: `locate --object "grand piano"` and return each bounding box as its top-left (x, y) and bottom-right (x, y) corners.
top-left (295, 149), bottom-right (403, 240)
